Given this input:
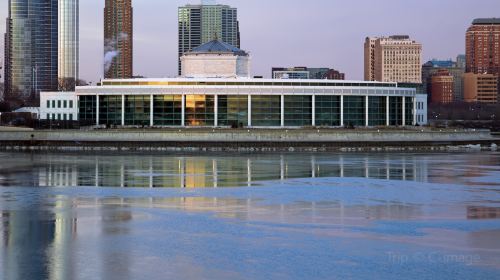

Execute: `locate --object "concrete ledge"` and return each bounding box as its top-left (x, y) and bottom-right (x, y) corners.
top-left (0, 128), bottom-right (493, 143)
top-left (0, 129), bottom-right (497, 153)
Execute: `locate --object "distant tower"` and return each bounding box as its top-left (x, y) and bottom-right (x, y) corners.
top-left (364, 35), bottom-right (422, 83)
top-left (104, 0), bottom-right (133, 79)
top-left (58, 0), bottom-right (79, 90)
top-left (466, 18), bottom-right (500, 75)
top-left (178, 1), bottom-right (240, 75)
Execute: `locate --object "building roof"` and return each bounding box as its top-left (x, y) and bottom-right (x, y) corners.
top-left (424, 59), bottom-right (455, 68)
top-left (472, 18), bottom-right (500, 25)
top-left (189, 40), bottom-right (248, 56)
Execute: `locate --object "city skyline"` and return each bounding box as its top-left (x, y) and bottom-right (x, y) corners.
top-left (1, 0), bottom-right (500, 84)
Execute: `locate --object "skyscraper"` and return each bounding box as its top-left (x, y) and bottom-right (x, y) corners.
top-left (178, 1), bottom-right (240, 75)
top-left (466, 18), bottom-right (500, 75)
top-left (58, 0), bottom-right (79, 91)
top-left (364, 35), bottom-right (422, 84)
top-left (104, 0), bottom-right (133, 79)
top-left (5, 0), bottom-right (59, 105)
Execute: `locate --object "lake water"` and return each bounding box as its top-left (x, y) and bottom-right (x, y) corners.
top-left (1, 151), bottom-right (499, 280)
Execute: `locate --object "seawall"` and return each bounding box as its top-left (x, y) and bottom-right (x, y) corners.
top-left (0, 128), bottom-right (498, 153)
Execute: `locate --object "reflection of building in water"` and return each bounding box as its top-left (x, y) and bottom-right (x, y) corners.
top-left (30, 154), bottom-right (431, 188)
top-left (1, 206), bottom-right (77, 280)
top-left (467, 206), bottom-right (500, 220)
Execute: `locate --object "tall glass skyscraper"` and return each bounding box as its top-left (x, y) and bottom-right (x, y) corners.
top-left (5, 0), bottom-right (59, 104)
top-left (58, 0), bottom-right (79, 91)
top-left (104, 0), bottom-right (133, 79)
top-left (178, 2), bottom-right (240, 75)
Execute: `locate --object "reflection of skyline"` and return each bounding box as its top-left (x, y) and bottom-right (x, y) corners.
top-left (1, 205), bottom-right (77, 280)
top-left (17, 154), bottom-right (434, 188)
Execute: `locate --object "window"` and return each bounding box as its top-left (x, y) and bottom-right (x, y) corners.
top-left (69, 100), bottom-right (73, 108)
top-left (368, 96), bottom-right (386, 126)
top-left (58, 100), bottom-right (61, 108)
top-left (125, 95), bottom-right (151, 126)
top-left (64, 100), bottom-right (67, 108)
top-left (315, 96), bottom-right (341, 126)
top-left (251, 95), bottom-right (281, 126)
top-left (63, 114), bottom-right (67, 121)
top-left (52, 100), bottom-right (56, 108)
top-left (284, 96), bottom-right (312, 126)
top-left (69, 114), bottom-right (73, 121)
top-left (57, 114), bottom-right (61, 120)
top-left (100, 96), bottom-right (123, 125)
top-left (185, 95), bottom-right (214, 126)
top-left (47, 100), bottom-right (50, 108)
top-left (344, 96), bottom-right (366, 126)
top-left (218, 95), bottom-right (248, 127)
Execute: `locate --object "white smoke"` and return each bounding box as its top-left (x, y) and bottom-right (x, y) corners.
top-left (104, 32), bottom-right (129, 73)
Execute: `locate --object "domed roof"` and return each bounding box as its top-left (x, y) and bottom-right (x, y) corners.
top-left (189, 40), bottom-right (248, 56)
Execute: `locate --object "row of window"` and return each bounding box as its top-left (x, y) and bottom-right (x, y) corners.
top-left (80, 95), bottom-right (414, 127)
top-left (46, 99), bottom-right (74, 109)
top-left (47, 113), bottom-right (74, 121)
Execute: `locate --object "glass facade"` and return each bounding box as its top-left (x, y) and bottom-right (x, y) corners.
top-left (6, 0), bottom-right (58, 102)
top-left (58, 0), bottom-right (79, 90)
top-left (185, 95), bottom-right (215, 126)
top-left (153, 95), bottom-right (183, 126)
top-left (218, 95), bottom-right (248, 127)
top-left (99, 95), bottom-right (122, 125)
top-left (251, 96), bottom-right (281, 126)
top-left (315, 96), bottom-right (341, 126)
top-left (284, 96), bottom-right (312, 126)
top-left (75, 92), bottom-right (415, 128)
top-left (343, 96), bottom-right (366, 126)
top-left (389, 96), bottom-right (403, 126)
top-left (125, 95), bottom-right (150, 126)
top-left (368, 96), bottom-right (387, 126)
top-left (79, 95), bottom-right (97, 123)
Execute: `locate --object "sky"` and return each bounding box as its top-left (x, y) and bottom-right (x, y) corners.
top-left (1, 0), bottom-right (500, 84)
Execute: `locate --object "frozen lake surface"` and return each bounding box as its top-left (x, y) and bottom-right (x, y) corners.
top-left (1, 152), bottom-right (499, 279)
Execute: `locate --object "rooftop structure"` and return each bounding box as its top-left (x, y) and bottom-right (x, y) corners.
top-left (181, 40), bottom-right (250, 78)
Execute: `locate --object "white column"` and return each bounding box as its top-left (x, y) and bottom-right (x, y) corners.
top-left (365, 95), bottom-right (369, 127)
top-left (402, 97), bottom-right (406, 127)
top-left (386, 96), bottom-right (390, 126)
top-left (247, 95), bottom-right (252, 127)
top-left (95, 95), bottom-right (100, 125)
top-left (181, 95), bottom-right (185, 127)
top-left (311, 95), bottom-right (316, 126)
top-left (280, 95), bottom-right (285, 127)
top-left (214, 94), bottom-right (218, 127)
top-left (150, 94), bottom-right (154, 127)
top-left (121, 95), bottom-right (125, 126)
top-left (340, 95), bottom-right (344, 127)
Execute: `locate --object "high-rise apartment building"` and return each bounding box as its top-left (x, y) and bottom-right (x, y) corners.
top-left (104, 0), bottom-right (133, 79)
top-left (272, 67), bottom-right (345, 80)
top-left (466, 18), bottom-right (500, 75)
top-left (364, 35), bottom-right (422, 84)
top-left (58, 0), bottom-right (79, 90)
top-left (178, 1), bottom-right (240, 75)
top-left (5, 0), bottom-right (59, 104)
top-left (430, 69), bottom-right (454, 104)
